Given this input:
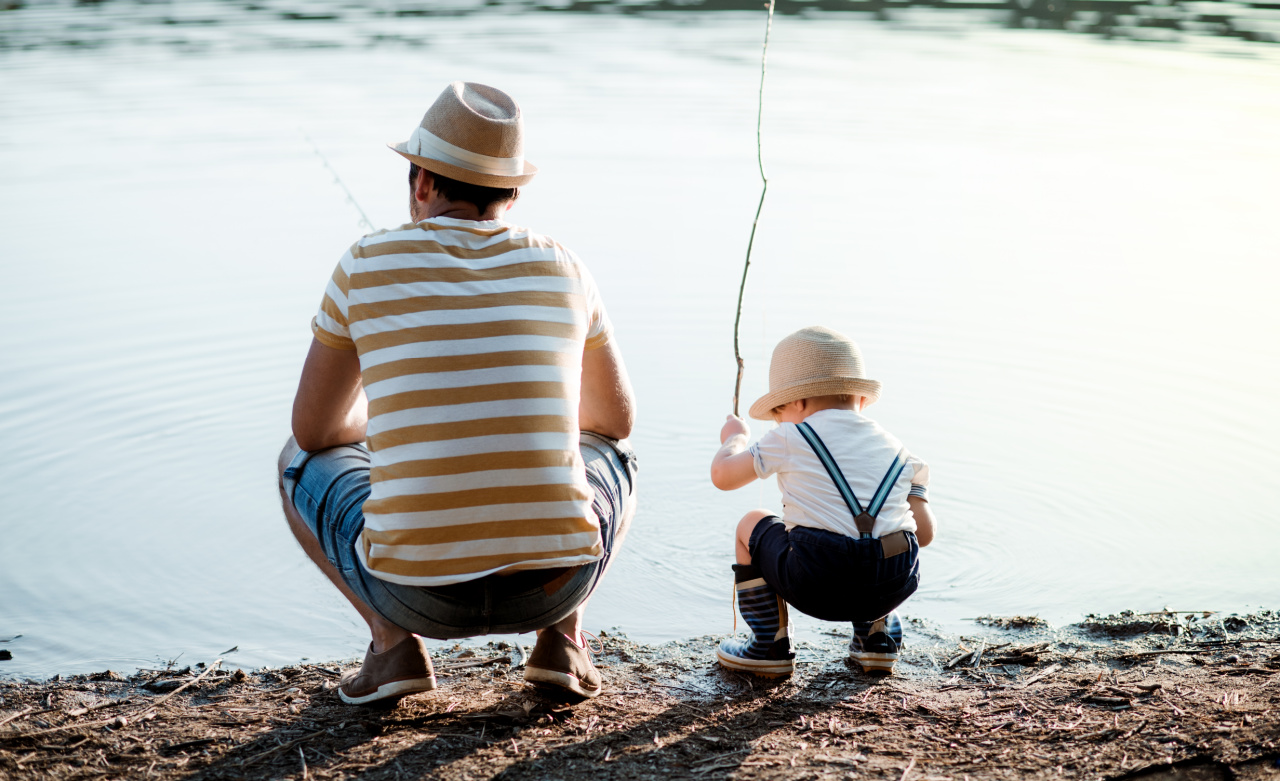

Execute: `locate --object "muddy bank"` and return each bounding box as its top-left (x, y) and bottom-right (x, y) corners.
top-left (2, 610), bottom-right (1278, 780)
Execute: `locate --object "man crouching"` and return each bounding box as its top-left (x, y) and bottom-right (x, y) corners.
top-left (278, 82), bottom-right (637, 704)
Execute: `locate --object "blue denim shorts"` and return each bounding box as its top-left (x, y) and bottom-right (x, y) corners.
top-left (283, 432), bottom-right (637, 639)
top-left (749, 517), bottom-right (919, 623)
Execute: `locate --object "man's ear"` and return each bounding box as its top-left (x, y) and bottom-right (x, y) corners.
top-left (413, 169), bottom-right (434, 203)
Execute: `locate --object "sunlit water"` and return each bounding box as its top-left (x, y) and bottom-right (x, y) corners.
top-left (2, 1), bottom-right (1279, 680)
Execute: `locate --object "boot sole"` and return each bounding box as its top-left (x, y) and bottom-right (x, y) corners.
top-left (849, 651), bottom-right (898, 675)
top-left (716, 647), bottom-right (795, 677)
top-left (524, 667), bottom-right (602, 700)
top-left (338, 674), bottom-right (437, 705)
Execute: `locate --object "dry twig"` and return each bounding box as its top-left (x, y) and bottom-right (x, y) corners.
top-left (731, 0), bottom-right (776, 416)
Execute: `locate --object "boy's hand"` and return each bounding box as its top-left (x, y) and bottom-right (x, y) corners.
top-left (720, 414), bottom-right (750, 444)
top-left (711, 414), bottom-right (757, 490)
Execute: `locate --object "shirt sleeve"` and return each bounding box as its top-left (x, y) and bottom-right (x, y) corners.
top-left (907, 453), bottom-right (930, 500)
top-left (575, 257), bottom-right (613, 351)
top-left (748, 425), bottom-right (790, 479)
top-left (311, 250), bottom-right (356, 351)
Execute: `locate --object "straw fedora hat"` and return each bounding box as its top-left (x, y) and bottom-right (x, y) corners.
top-left (389, 81), bottom-right (537, 188)
top-left (748, 326), bottom-right (883, 420)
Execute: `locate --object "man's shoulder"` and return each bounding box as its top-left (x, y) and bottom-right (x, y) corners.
top-left (345, 220), bottom-right (578, 262)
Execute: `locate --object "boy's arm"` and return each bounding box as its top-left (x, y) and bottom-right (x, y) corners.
top-left (909, 495), bottom-right (936, 547)
top-left (710, 415), bottom-right (759, 491)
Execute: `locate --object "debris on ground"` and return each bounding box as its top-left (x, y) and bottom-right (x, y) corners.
top-left (2, 612), bottom-right (1277, 780)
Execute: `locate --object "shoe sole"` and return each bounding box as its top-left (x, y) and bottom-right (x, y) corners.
top-left (524, 667), bottom-right (602, 701)
top-left (339, 675), bottom-right (437, 705)
top-left (715, 647), bottom-right (795, 677)
top-left (849, 651), bottom-right (898, 676)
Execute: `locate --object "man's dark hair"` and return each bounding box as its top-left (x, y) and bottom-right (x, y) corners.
top-left (410, 163), bottom-right (518, 213)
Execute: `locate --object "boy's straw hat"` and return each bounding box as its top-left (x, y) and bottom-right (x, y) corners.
top-left (389, 81), bottom-right (538, 188)
top-left (748, 326), bottom-right (882, 420)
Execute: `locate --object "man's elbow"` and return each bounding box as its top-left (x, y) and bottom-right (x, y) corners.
top-left (291, 412), bottom-right (332, 453)
top-left (292, 424), bottom-right (324, 454)
top-left (608, 410), bottom-right (635, 440)
top-left (582, 403), bottom-right (634, 441)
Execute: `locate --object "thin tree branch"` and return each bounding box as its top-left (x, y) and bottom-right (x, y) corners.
top-left (732, 0), bottom-right (776, 417)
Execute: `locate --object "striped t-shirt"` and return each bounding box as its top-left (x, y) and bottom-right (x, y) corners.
top-left (311, 216), bottom-right (613, 587)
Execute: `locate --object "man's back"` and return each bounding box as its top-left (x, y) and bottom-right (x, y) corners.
top-left (312, 216), bottom-right (613, 586)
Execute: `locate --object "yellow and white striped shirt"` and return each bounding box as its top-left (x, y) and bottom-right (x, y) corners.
top-left (311, 216), bottom-right (612, 587)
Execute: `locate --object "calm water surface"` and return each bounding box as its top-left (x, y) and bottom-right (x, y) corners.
top-left (2, 1), bottom-right (1279, 679)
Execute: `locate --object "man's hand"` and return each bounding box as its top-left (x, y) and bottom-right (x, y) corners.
top-left (292, 338), bottom-right (368, 452)
top-left (720, 414), bottom-right (749, 444)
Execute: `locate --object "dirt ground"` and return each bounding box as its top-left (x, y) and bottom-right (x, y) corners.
top-left (2, 610), bottom-right (1278, 781)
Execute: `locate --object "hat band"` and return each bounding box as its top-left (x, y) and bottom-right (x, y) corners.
top-left (409, 126), bottom-right (524, 177)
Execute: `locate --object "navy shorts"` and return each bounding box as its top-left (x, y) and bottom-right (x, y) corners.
top-left (283, 432), bottom-right (637, 639)
top-left (749, 517), bottom-right (919, 623)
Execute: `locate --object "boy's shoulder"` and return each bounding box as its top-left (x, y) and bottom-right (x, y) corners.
top-left (801, 409), bottom-right (904, 451)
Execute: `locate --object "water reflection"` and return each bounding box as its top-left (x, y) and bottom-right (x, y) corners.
top-left (1, 0), bottom-right (1278, 680)
top-left (2, 0), bottom-right (1278, 51)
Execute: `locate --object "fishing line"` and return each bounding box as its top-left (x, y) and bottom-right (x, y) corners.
top-left (302, 130), bottom-right (375, 234)
top-left (732, 0), bottom-right (776, 418)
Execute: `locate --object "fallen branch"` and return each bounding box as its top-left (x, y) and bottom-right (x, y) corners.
top-left (0, 706), bottom-right (36, 729)
top-left (1020, 663), bottom-right (1062, 687)
top-left (146, 659), bottom-right (224, 709)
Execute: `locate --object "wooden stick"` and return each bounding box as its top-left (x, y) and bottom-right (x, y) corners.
top-left (241, 728), bottom-right (329, 767)
top-left (731, 0), bottom-right (776, 417)
top-left (147, 659), bottom-right (223, 709)
top-left (0, 706), bottom-right (34, 729)
top-left (900, 756), bottom-right (917, 781)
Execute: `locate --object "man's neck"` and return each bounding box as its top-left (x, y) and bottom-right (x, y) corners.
top-left (413, 199), bottom-right (508, 223)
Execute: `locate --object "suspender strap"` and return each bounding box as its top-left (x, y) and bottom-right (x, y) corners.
top-left (796, 422), bottom-right (909, 540)
top-left (867, 448), bottom-right (910, 518)
top-left (796, 422), bottom-right (864, 517)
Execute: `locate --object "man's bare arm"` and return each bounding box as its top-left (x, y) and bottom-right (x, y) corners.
top-left (292, 338), bottom-right (368, 452)
top-left (579, 339), bottom-right (635, 440)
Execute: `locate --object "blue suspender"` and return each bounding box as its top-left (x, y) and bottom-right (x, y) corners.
top-left (795, 422), bottom-right (908, 539)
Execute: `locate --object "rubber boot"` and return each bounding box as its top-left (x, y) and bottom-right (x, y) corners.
top-left (715, 564), bottom-right (795, 677)
top-left (849, 610), bottom-right (903, 675)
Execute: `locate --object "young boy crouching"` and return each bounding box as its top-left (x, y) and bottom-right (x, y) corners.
top-left (710, 326), bottom-right (937, 676)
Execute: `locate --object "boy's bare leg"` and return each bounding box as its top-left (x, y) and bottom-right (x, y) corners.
top-left (735, 509), bottom-right (776, 565)
top-left (277, 439), bottom-right (411, 654)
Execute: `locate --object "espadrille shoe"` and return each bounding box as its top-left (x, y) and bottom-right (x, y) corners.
top-left (716, 564), bottom-right (795, 677)
top-left (849, 611), bottom-right (903, 675)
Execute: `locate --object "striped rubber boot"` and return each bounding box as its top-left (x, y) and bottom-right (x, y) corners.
top-left (849, 611), bottom-right (903, 675)
top-left (716, 564), bottom-right (795, 677)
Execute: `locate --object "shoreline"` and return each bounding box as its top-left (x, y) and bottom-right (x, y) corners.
top-left (2, 610), bottom-right (1277, 780)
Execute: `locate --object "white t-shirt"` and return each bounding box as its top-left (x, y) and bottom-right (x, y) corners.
top-left (748, 408), bottom-right (929, 539)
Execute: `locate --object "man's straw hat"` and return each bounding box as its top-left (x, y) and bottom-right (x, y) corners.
top-left (389, 81), bottom-right (537, 188)
top-left (748, 326), bottom-right (883, 420)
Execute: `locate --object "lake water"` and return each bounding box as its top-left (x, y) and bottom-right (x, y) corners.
top-left (2, 0), bottom-right (1279, 681)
